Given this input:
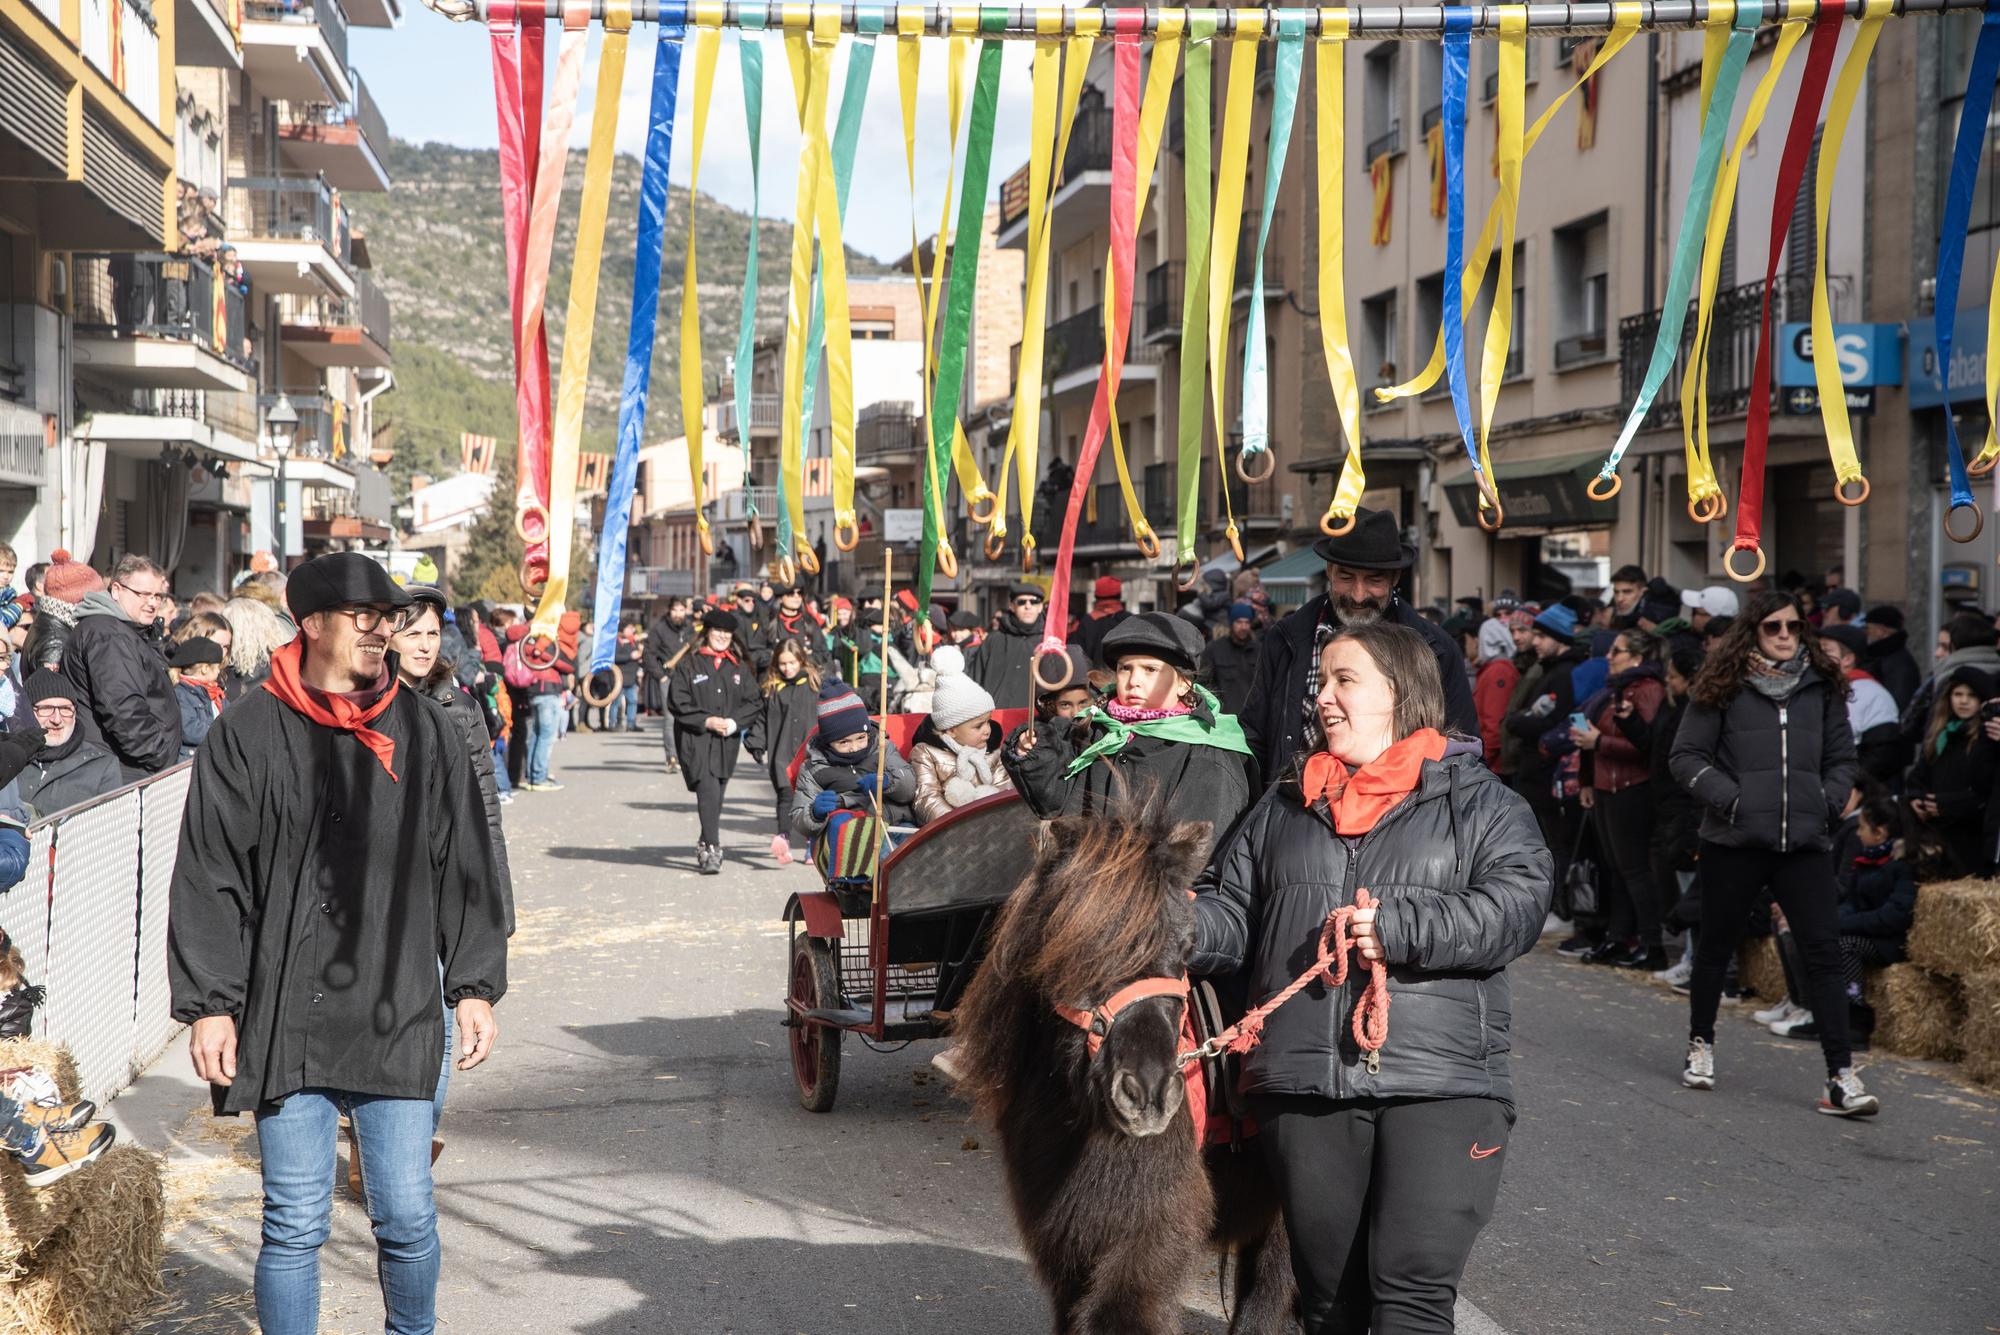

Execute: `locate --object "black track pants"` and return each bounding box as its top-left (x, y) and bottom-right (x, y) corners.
top-left (1252, 1095), bottom-right (1512, 1335)
top-left (1595, 783), bottom-right (1663, 948)
top-left (694, 776), bottom-right (725, 846)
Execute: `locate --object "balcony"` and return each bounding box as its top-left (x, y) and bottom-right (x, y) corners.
top-left (279, 269), bottom-right (389, 366)
top-left (225, 173), bottom-right (354, 295)
top-left (342, 0), bottom-right (399, 27)
top-left (708, 485), bottom-right (778, 526)
top-left (1234, 211), bottom-right (1287, 302)
top-left (1035, 304), bottom-right (1167, 398)
top-left (241, 0), bottom-right (353, 106)
top-left (76, 386), bottom-right (264, 464)
top-left (715, 392), bottom-right (781, 441)
top-left (262, 391), bottom-right (356, 489)
top-left (72, 253), bottom-right (257, 392)
top-left (1364, 120), bottom-right (1403, 164)
top-left (996, 100), bottom-right (1115, 251)
top-left (856, 401), bottom-right (924, 466)
top-left (80, 0), bottom-right (163, 122)
top-left (1554, 329), bottom-right (1610, 370)
top-left (1143, 262), bottom-right (1182, 344)
top-left (176, 0), bottom-right (246, 68)
top-left (277, 69), bottom-right (390, 191)
top-left (1618, 278), bottom-right (1800, 429)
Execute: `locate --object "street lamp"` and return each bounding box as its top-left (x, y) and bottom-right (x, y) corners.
top-left (266, 392), bottom-right (298, 567)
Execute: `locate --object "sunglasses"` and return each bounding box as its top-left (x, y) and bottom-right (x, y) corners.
top-left (1759, 616), bottom-right (1803, 637)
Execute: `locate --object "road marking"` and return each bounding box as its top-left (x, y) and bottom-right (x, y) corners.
top-left (1457, 1299), bottom-right (1513, 1335)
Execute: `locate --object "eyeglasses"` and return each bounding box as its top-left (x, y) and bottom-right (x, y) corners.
top-left (31, 703), bottom-right (74, 718)
top-left (1759, 616), bottom-right (1803, 637)
top-left (112, 580), bottom-right (169, 606)
top-left (332, 605), bottom-right (416, 634)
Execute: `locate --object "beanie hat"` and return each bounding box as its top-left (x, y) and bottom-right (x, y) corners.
top-left (815, 680), bottom-right (871, 742)
top-left (1228, 602), bottom-right (1256, 623)
top-left (41, 550), bottom-right (104, 605)
top-left (928, 644), bottom-right (996, 732)
top-left (1093, 575), bottom-right (1122, 601)
top-left (25, 668), bottom-right (74, 707)
top-left (1533, 603), bottom-right (1579, 642)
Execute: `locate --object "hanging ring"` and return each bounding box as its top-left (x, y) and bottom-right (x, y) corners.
top-left (969, 490), bottom-right (1001, 526)
top-left (773, 554), bottom-right (796, 586)
top-left (514, 501), bottom-right (549, 543)
top-left (1226, 524), bottom-right (1245, 564)
top-left (1586, 473), bottom-right (1621, 503)
top-left (1320, 509), bottom-right (1356, 538)
top-left (796, 545), bottom-right (822, 577)
top-left (1176, 558), bottom-right (1204, 592)
top-left (1970, 453), bottom-right (2000, 479)
top-left (520, 633), bottom-right (560, 671)
top-left (579, 664), bottom-right (624, 708)
top-left (1236, 448), bottom-right (1277, 485)
top-left (1475, 473), bottom-right (1505, 533)
top-left (833, 519), bottom-right (861, 552)
top-left (1722, 544), bottom-right (1767, 584)
top-left (1476, 502), bottom-right (1505, 534)
top-left (1688, 493), bottom-right (1725, 525)
top-left (1835, 476), bottom-right (1871, 507)
top-left (984, 530), bottom-right (1007, 562)
top-left (748, 513), bottom-right (764, 551)
top-left (1021, 542), bottom-right (1038, 574)
top-left (937, 542), bottom-right (959, 580)
top-left (1134, 526), bottom-right (1162, 561)
top-left (518, 558), bottom-right (547, 599)
top-left (698, 525), bottom-right (714, 557)
top-left (1944, 500), bottom-right (1986, 544)
top-left (1031, 647), bottom-right (1074, 693)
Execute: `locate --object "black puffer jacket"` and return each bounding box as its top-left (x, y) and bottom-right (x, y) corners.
top-left (1669, 670), bottom-right (1857, 853)
top-left (968, 613), bottom-right (1043, 712)
top-left (1503, 644), bottom-right (1589, 784)
top-left (1191, 743), bottom-right (1552, 1108)
top-left (59, 593), bottom-right (181, 776)
top-left (423, 672), bottom-right (515, 936)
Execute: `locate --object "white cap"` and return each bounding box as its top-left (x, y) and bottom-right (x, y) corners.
top-left (1681, 585), bottom-right (1740, 619)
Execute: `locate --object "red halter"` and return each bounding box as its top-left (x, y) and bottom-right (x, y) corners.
top-left (1053, 976), bottom-right (1191, 1059)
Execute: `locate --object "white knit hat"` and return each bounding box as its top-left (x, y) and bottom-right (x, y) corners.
top-left (928, 644), bottom-right (996, 731)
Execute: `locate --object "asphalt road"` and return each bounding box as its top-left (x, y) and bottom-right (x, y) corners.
top-left (126, 728), bottom-right (1999, 1335)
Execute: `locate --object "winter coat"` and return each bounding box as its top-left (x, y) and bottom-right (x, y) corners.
top-left (908, 717), bottom-right (1014, 824)
top-left (1199, 632), bottom-right (1262, 718)
top-left (177, 679), bottom-right (222, 758)
top-left (1906, 727), bottom-right (1998, 877)
top-left (1863, 630), bottom-right (1922, 710)
top-left (1503, 645), bottom-right (1589, 783)
top-left (744, 675), bottom-right (819, 794)
top-left (1001, 695), bottom-right (1254, 864)
top-left (0, 983), bottom-right (42, 1039)
top-left (789, 726), bottom-right (919, 843)
top-left (1238, 594), bottom-right (1480, 790)
top-left (1669, 669), bottom-right (1858, 854)
top-left (1581, 663), bottom-right (1666, 793)
top-left (666, 646), bottom-right (762, 789)
top-left (422, 672), bottom-right (515, 937)
top-left (1191, 743), bottom-right (1553, 1109)
top-left (1072, 605), bottom-right (1133, 670)
top-left (59, 592), bottom-right (181, 777)
top-left (643, 616), bottom-right (695, 681)
top-left (1472, 656), bottom-right (1519, 772)
top-left (968, 613), bottom-right (1044, 713)
top-left (1635, 694), bottom-right (1699, 872)
top-left (1838, 856), bottom-right (1917, 947)
top-left (17, 736), bottom-right (124, 820)
top-left (747, 608), bottom-right (828, 675)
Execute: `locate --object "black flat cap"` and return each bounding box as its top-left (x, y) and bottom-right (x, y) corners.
top-left (287, 553), bottom-right (411, 621)
top-left (701, 608), bottom-right (740, 634)
top-left (1100, 611), bottom-right (1207, 675)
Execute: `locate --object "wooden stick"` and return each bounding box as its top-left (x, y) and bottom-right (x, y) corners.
top-left (870, 547), bottom-right (893, 897)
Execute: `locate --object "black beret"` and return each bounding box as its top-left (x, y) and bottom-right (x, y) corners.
top-left (287, 553), bottom-right (411, 621)
top-left (168, 637), bottom-right (226, 669)
top-left (1100, 611), bottom-right (1206, 674)
top-left (702, 608), bottom-right (740, 634)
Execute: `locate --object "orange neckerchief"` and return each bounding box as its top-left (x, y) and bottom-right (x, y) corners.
top-left (1301, 728), bottom-right (1448, 836)
top-left (261, 638), bottom-right (401, 781)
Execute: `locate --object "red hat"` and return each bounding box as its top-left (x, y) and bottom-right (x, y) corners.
top-left (895, 589), bottom-right (920, 613)
top-left (41, 550), bottom-right (105, 604)
top-left (830, 596), bottom-right (852, 614)
top-left (1093, 575), bottom-right (1122, 600)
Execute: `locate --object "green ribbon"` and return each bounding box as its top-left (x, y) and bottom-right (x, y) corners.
top-left (1239, 12), bottom-right (1305, 458)
top-left (919, 9), bottom-right (1007, 607)
top-left (736, 10), bottom-right (765, 514)
top-left (1174, 12), bottom-right (1215, 569)
top-left (1062, 686), bottom-right (1254, 778)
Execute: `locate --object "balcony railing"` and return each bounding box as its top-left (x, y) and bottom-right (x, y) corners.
top-left (1040, 304), bottom-right (1167, 383)
top-left (856, 401), bottom-right (923, 462)
top-left (1144, 262), bottom-right (1182, 341)
top-left (115, 387), bottom-right (261, 440)
top-left (261, 391), bottom-right (343, 461)
top-left (81, 0), bottom-right (161, 119)
top-left (1364, 120), bottom-right (1403, 163)
top-left (715, 392), bottom-right (782, 440)
top-left (1062, 103), bottom-right (1115, 181)
top-left (281, 268), bottom-right (389, 348)
top-left (73, 253), bottom-right (257, 372)
top-left (1235, 211), bottom-right (1287, 294)
top-left (1618, 277), bottom-right (1802, 428)
top-left (1554, 330), bottom-right (1609, 369)
top-left (246, 0), bottom-right (348, 73)
top-left (226, 173), bottom-right (351, 267)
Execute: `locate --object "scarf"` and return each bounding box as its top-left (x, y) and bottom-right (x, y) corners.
top-left (261, 637), bottom-right (401, 781)
top-left (1935, 717), bottom-right (1970, 759)
top-left (35, 727), bottom-right (82, 768)
top-left (697, 645), bottom-right (740, 669)
top-left (1844, 667), bottom-right (1877, 684)
top-left (1104, 697), bottom-right (1191, 724)
top-left (1092, 599), bottom-right (1126, 618)
top-left (1853, 836), bottom-right (1895, 869)
top-left (1063, 684), bottom-right (1252, 778)
top-left (940, 730), bottom-right (1002, 795)
top-left (191, 676), bottom-right (227, 713)
top-left (1301, 728), bottom-right (1449, 836)
top-left (1745, 648), bottom-right (1811, 702)
top-left (37, 596), bottom-right (78, 629)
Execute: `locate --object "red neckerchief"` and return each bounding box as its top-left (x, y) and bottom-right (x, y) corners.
top-left (697, 646), bottom-right (739, 668)
top-left (193, 677), bottom-right (227, 713)
top-left (1301, 729), bottom-right (1448, 836)
top-left (1092, 599), bottom-right (1125, 618)
top-left (1845, 667), bottom-right (1876, 684)
top-left (261, 638), bottom-right (401, 780)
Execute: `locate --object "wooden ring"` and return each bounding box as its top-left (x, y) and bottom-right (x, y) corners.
top-left (1134, 527), bottom-right (1162, 561)
top-left (1236, 448), bottom-right (1277, 484)
top-left (774, 555), bottom-right (796, 586)
top-left (1586, 473), bottom-right (1621, 502)
top-left (1176, 558), bottom-right (1204, 592)
top-left (1944, 500), bottom-right (1986, 545)
top-left (697, 524), bottom-right (715, 557)
top-left (1688, 493), bottom-right (1724, 524)
top-left (1320, 510), bottom-right (1356, 538)
top-left (968, 490), bottom-right (1000, 526)
top-left (1835, 476), bottom-right (1870, 507)
top-left (1476, 502), bottom-right (1505, 534)
top-left (985, 531), bottom-right (1007, 562)
top-left (796, 545), bottom-right (821, 576)
top-left (514, 502), bottom-right (549, 543)
top-left (1020, 541), bottom-right (1038, 574)
top-left (833, 519), bottom-right (860, 552)
top-left (937, 542), bottom-right (959, 580)
top-left (1031, 648), bottom-right (1074, 693)
top-left (1722, 545), bottom-right (1767, 584)
top-left (1226, 525), bottom-right (1245, 564)
top-left (580, 663), bottom-right (624, 707)
top-left (748, 513), bottom-right (764, 551)
top-left (519, 634), bottom-right (560, 671)
top-left (1970, 453), bottom-right (2000, 479)
top-left (518, 557), bottom-right (547, 599)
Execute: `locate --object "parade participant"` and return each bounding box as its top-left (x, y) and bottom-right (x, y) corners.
top-left (1904, 666), bottom-right (1997, 877)
top-left (607, 620), bottom-right (645, 732)
top-left (167, 552), bottom-right (508, 1335)
top-left (967, 584), bottom-right (1047, 711)
top-left (1571, 628), bottom-right (1669, 970)
top-left (1004, 612), bottom-right (1252, 861)
top-left (58, 554), bottom-right (181, 777)
top-left (790, 681), bottom-right (918, 850)
top-left (18, 669), bottom-right (122, 819)
top-left (645, 596), bottom-right (695, 771)
top-left (1031, 644), bottom-right (1093, 723)
top-left (1472, 615), bottom-right (1520, 773)
top-left (1070, 575), bottom-right (1132, 669)
top-left (1670, 591), bottom-right (1876, 1115)
top-left (1199, 602), bottom-right (1262, 716)
top-left (1191, 620), bottom-right (1551, 1335)
top-left (909, 644), bottom-right (1013, 825)
top-left (745, 638), bottom-right (821, 865)
top-left (667, 608), bottom-right (761, 874)
top-left (1238, 508), bottom-right (1477, 788)
top-left (947, 608), bottom-right (983, 651)
top-left (170, 636), bottom-right (230, 761)
top-left (750, 581), bottom-right (825, 674)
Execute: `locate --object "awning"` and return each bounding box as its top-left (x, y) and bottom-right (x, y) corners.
top-left (1439, 449), bottom-right (1611, 534)
top-left (1258, 544), bottom-right (1325, 603)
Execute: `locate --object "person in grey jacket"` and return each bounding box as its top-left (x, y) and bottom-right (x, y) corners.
top-left (1192, 621), bottom-right (1551, 1335)
top-left (789, 681), bottom-right (918, 849)
top-left (1669, 590), bottom-right (1876, 1117)
top-left (16, 670), bottom-right (123, 821)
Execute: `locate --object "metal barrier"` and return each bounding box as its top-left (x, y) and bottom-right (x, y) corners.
top-left (0, 765), bottom-right (192, 1106)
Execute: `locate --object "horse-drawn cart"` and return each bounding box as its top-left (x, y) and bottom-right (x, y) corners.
top-left (780, 713), bottom-right (1039, 1112)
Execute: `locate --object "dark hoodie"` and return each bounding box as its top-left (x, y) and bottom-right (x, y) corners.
top-left (59, 590), bottom-right (181, 776)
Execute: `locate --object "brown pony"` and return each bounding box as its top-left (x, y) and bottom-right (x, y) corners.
top-left (953, 800), bottom-right (1296, 1334)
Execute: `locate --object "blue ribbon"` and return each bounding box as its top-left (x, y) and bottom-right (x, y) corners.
top-left (735, 8), bottom-right (766, 517)
top-left (1439, 8), bottom-right (1477, 476)
top-left (1239, 12), bottom-right (1304, 457)
top-left (589, 10), bottom-right (685, 676)
top-left (1935, 0), bottom-right (2000, 513)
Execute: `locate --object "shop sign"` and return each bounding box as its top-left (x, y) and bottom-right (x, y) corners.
top-left (1906, 308), bottom-right (1987, 409)
top-left (1777, 322), bottom-right (1901, 390)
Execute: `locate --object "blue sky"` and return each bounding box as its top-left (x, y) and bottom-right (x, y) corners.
top-left (352, 7), bottom-right (1039, 263)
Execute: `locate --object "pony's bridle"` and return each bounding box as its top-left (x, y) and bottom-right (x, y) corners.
top-left (1053, 977), bottom-right (1190, 1059)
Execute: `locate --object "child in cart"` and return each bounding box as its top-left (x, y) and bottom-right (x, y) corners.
top-left (908, 645), bottom-right (1013, 825)
top-left (790, 682), bottom-right (918, 883)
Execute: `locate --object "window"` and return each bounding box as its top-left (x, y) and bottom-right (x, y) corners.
top-left (1483, 37), bottom-right (1541, 101)
top-left (1415, 273), bottom-right (1446, 400)
top-left (1418, 42), bottom-right (1441, 130)
top-left (1360, 289), bottom-right (1400, 403)
top-left (1470, 244), bottom-right (1528, 380)
top-left (1553, 212), bottom-right (1610, 368)
top-left (1363, 46), bottom-right (1402, 162)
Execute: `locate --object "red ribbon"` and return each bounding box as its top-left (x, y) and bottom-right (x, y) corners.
top-left (1733, 7), bottom-right (1844, 559)
top-left (1039, 12), bottom-right (1143, 663)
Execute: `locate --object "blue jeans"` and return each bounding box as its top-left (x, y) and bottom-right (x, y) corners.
top-left (526, 692), bottom-right (563, 784)
top-left (608, 682), bottom-right (639, 730)
top-left (434, 999), bottom-right (453, 1133)
top-left (490, 736), bottom-right (511, 795)
top-left (255, 1090), bottom-right (439, 1335)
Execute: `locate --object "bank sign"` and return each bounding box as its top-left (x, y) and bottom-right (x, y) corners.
top-left (1776, 323), bottom-right (1901, 414)
top-left (1905, 308), bottom-right (1987, 409)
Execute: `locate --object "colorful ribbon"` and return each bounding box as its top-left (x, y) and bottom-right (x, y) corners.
top-left (1731, 5), bottom-right (1845, 575)
top-left (487, 0), bottom-right (535, 544)
top-left (1368, 153), bottom-right (1392, 247)
top-left (1593, 3), bottom-right (1757, 503)
top-left (1237, 14), bottom-right (1304, 471)
top-left (1472, 6), bottom-right (1528, 527)
top-left (778, 20), bottom-right (828, 573)
top-left (589, 10), bottom-right (684, 676)
top-left (1934, 0), bottom-right (2000, 540)
top-left (1316, 14), bottom-right (1365, 535)
top-left (1173, 11), bottom-right (1216, 575)
top-left (531, 0), bottom-right (630, 639)
top-left (1438, 9), bottom-right (1482, 507)
top-left (898, 14), bottom-right (962, 559)
top-left (677, 24), bottom-right (721, 556)
top-left (733, 8), bottom-right (765, 519)
top-left (1205, 15), bottom-right (1264, 555)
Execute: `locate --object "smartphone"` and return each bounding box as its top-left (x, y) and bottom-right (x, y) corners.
top-left (1982, 699), bottom-right (2000, 721)
top-left (1569, 712), bottom-right (1590, 731)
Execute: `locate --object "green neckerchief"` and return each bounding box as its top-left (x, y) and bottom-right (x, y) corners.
top-left (1936, 717), bottom-right (1970, 758)
top-left (1063, 684), bottom-right (1252, 778)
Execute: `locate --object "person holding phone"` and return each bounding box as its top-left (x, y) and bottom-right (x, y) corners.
top-left (1905, 666), bottom-right (1997, 877)
top-left (1570, 629), bottom-right (1670, 970)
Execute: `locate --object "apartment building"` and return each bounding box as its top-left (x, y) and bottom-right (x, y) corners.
top-left (1, 0), bottom-right (396, 591)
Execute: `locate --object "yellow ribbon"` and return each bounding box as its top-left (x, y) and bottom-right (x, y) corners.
top-left (532, 0), bottom-right (629, 637)
top-left (1317, 11), bottom-right (1365, 532)
top-left (1812, 0), bottom-right (1892, 491)
top-left (1206, 14), bottom-right (1264, 552)
top-left (677, 23), bottom-right (720, 557)
top-left (1680, 6), bottom-right (1810, 510)
top-left (1474, 7), bottom-right (1529, 510)
top-left (1376, 3), bottom-right (1642, 405)
top-left (904, 16), bottom-right (971, 564)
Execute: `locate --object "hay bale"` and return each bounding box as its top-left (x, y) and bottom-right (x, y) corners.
top-left (1871, 964), bottom-right (1965, 1062)
top-left (1906, 878), bottom-right (2000, 979)
top-left (0, 1146), bottom-right (165, 1335)
top-left (1958, 971), bottom-right (2000, 1091)
top-left (0, 1043), bottom-right (90, 1272)
top-left (1737, 934), bottom-right (1788, 1005)
top-left (0, 1041), bottom-right (81, 1105)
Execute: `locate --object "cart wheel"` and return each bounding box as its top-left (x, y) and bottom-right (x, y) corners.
top-left (789, 934), bottom-right (842, 1113)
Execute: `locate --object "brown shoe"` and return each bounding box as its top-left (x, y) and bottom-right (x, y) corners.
top-left (14, 1097), bottom-right (96, 1135)
top-left (17, 1122), bottom-right (114, 1187)
top-left (430, 1136), bottom-right (444, 1165)
top-left (344, 1119), bottom-right (364, 1200)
